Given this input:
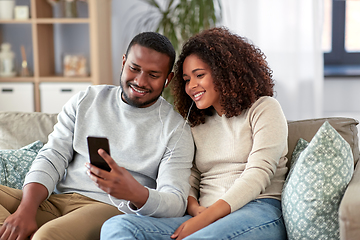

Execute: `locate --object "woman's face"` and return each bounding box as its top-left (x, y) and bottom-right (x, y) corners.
top-left (183, 54), bottom-right (223, 115)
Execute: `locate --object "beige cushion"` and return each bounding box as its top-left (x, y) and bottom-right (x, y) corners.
top-left (0, 111), bottom-right (58, 150)
top-left (287, 117), bottom-right (359, 167)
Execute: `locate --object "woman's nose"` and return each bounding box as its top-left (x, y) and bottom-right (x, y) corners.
top-left (188, 78), bottom-right (197, 89)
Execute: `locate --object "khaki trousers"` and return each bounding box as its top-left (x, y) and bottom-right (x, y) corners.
top-left (0, 185), bottom-right (122, 240)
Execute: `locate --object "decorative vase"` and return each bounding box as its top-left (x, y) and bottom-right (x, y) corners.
top-left (0, 43), bottom-right (16, 77)
top-left (0, 0), bottom-right (15, 20)
top-left (63, 0), bottom-right (78, 18)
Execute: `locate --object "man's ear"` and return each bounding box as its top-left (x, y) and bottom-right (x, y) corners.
top-left (122, 54), bottom-right (126, 68)
top-left (165, 72), bottom-right (174, 87)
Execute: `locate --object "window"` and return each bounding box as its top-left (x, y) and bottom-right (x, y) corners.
top-left (323, 0), bottom-right (360, 76)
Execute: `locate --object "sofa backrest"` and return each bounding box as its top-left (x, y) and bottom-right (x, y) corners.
top-left (287, 117), bottom-right (359, 168)
top-left (1, 111), bottom-right (359, 169)
top-left (0, 111), bottom-right (58, 150)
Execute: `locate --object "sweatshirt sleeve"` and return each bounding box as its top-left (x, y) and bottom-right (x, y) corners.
top-left (125, 123), bottom-right (195, 217)
top-left (220, 97), bottom-right (288, 212)
top-left (23, 90), bottom-right (86, 198)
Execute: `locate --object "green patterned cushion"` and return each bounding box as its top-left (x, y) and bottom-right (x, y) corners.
top-left (290, 138), bottom-right (309, 166)
top-left (282, 121), bottom-right (354, 240)
top-left (0, 141), bottom-right (43, 189)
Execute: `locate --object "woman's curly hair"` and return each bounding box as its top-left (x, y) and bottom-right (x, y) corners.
top-left (171, 27), bottom-right (274, 127)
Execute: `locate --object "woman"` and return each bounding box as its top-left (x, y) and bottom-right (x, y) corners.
top-left (101, 27), bottom-right (288, 240)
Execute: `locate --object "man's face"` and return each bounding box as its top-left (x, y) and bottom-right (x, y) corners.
top-left (120, 44), bottom-right (173, 108)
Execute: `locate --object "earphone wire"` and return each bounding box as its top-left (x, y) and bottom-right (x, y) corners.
top-left (159, 99), bottom-right (194, 161)
top-left (108, 193), bottom-right (124, 211)
top-left (109, 100), bottom-right (194, 210)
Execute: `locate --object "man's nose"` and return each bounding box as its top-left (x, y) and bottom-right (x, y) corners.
top-left (134, 72), bottom-right (147, 86)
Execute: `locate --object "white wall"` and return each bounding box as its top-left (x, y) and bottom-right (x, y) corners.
top-left (111, 0), bottom-right (150, 86)
top-left (323, 77), bottom-right (360, 133)
top-left (110, 1), bottom-right (360, 134)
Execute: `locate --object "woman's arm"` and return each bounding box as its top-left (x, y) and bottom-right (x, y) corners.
top-left (186, 196), bottom-right (206, 217)
top-left (172, 199), bottom-right (231, 240)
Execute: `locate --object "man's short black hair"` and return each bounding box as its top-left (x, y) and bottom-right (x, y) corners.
top-left (125, 32), bottom-right (176, 74)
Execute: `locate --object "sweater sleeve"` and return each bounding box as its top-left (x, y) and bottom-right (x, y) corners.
top-left (220, 97), bottom-right (288, 212)
top-left (188, 162), bottom-right (201, 199)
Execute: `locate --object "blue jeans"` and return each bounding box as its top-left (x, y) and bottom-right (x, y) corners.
top-left (101, 198), bottom-right (287, 240)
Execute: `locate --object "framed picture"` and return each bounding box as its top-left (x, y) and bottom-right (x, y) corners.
top-left (14, 6), bottom-right (30, 20)
top-left (63, 55), bottom-right (88, 77)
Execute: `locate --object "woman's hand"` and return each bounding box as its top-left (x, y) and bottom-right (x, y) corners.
top-left (172, 199), bottom-right (231, 239)
top-left (171, 213), bottom-right (214, 240)
top-left (186, 196), bottom-right (206, 217)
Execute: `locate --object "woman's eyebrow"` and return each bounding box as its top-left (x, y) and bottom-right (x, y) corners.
top-left (183, 68), bottom-right (206, 77)
top-left (193, 68), bottom-right (206, 72)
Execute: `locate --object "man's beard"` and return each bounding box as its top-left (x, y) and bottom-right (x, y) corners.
top-left (119, 69), bottom-right (164, 108)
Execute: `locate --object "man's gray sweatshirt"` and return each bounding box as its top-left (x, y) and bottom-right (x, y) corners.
top-left (24, 85), bottom-right (194, 217)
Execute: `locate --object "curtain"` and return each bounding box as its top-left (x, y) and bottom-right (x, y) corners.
top-left (221, 0), bottom-right (324, 121)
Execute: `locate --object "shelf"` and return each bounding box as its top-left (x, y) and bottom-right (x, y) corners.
top-left (0, 20), bottom-right (32, 24)
top-left (0, 76), bottom-right (91, 83)
top-left (36, 18), bottom-right (90, 24)
top-left (0, 0), bottom-right (112, 112)
top-left (38, 76), bottom-right (92, 82)
top-left (0, 77), bottom-right (35, 82)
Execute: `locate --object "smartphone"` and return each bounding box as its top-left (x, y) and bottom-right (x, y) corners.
top-left (87, 136), bottom-right (111, 172)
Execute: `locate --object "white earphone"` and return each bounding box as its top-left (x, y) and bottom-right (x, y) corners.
top-left (165, 79), bottom-right (168, 86)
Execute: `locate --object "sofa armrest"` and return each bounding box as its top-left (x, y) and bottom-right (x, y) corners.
top-left (339, 161), bottom-right (360, 240)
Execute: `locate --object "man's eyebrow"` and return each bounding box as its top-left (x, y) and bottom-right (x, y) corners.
top-left (130, 61), bottom-right (162, 74)
top-left (130, 62), bottom-right (141, 68)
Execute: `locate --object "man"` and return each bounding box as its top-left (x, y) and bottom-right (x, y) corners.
top-left (0, 32), bottom-right (194, 240)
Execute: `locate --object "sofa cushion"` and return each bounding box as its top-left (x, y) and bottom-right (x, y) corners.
top-left (282, 121), bottom-right (354, 240)
top-left (0, 111), bottom-right (58, 150)
top-left (287, 117), bottom-right (359, 167)
top-left (0, 140), bottom-right (43, 189)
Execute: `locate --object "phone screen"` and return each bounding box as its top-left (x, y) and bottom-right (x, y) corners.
top-left (87, 136), bottom-right (111, 172)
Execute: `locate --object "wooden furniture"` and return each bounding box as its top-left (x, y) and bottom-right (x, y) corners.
top-left (0, 0), bottom-right (112, 112)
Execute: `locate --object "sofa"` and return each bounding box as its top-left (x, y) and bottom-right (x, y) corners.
top-left (0, 111), bottom-right (359, 240)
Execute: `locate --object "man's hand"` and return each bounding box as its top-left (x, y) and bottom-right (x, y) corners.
top-left (0, 183), bottom-right (47, 240)
top-left (0, 209), bottom-right (38, 240)
top-left (86, 149), bottom-right (149, 209)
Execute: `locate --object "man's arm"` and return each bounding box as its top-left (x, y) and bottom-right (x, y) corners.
top-left (0, 183), bottom-right (48, 240)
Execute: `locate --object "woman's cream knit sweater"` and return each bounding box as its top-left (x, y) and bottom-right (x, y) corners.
top-left (189, 96), bottom-right (288, 212)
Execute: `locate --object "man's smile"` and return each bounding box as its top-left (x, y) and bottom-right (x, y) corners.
top-left (129, 84), bottom-right (150, 95)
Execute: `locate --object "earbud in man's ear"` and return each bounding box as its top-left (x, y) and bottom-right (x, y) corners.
top-left (165, 79), bottom-right (168, 86)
